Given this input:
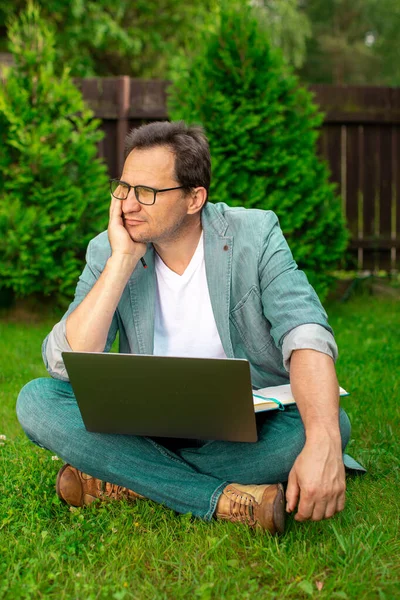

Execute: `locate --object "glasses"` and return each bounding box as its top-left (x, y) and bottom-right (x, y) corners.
top-left (110, 179), bottom-right (186, 205)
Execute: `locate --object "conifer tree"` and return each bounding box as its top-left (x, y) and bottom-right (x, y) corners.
top-left (0, 3), bottom-right (109, 302)
top-left (168, 5), bottom-right (348, 299)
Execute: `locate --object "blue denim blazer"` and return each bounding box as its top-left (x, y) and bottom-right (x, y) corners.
top-left (47, 202), bottom-right (332, 389)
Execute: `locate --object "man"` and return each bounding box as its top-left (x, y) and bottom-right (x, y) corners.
top-left (16, 121), bottom-right (363, 536)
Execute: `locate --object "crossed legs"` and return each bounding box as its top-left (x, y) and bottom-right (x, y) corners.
top-left (16, 377), bottom-right (351, 521)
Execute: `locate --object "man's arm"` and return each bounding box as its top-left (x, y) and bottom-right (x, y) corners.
top-left (255, 212), bottom-right (346, 521)
top-left (65, 197), bottom-right (146, 352)
top-left (66, 253), bottom-right (137, 351)
top-left (286, 349), bottom-right (346, 521)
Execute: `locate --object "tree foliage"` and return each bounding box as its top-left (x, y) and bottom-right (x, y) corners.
top-left (0, 3), bottom-right (109, 301)
top-left (300, 0), bottom-right (400, 85)
top-left (251, 0), bottom-right (311, 68)
top-left (0, 0), bottom-right (220, 77)
top-left (1, 0), bottom-right (398, 82)
top-left (0, 0), bottom-right (311, 77)
top-left (168, 5), bottom-right (348, 299)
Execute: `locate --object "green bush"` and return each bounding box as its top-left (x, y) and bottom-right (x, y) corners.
top-left (0, 3), bottom-right (109, 303)
top-left (168, 4), bottom-right (348, 300)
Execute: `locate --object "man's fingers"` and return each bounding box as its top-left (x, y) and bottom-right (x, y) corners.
top-left (311, 500), bottom-right (329, 521)
top-left (109, 195), bottom-right (115, 217)
top-left (109, 196), bottom-right (121, 220)
top-left (294, 493), bottom-right (315, 521)
top-left (285, 471), bottom-right (300, 513)
top-left (109, 197), bottom-right (126, 234)
top-left (301, 489), bottom-right (345, 522)
top-left (323, 499), bottom-right (338, 520)
top-left (336, 490), bottom-right (346, 513)
top-left (109, 196), bottom-right (116, 221)
top-left (323, 480), bottom-right (346, 519)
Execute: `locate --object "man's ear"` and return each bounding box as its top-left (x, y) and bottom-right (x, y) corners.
top-left (187, 187), bottom-right (207, 215)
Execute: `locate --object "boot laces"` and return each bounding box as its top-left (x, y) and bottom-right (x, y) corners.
top-left (227, 489), bottom-right (255, 524)
top-left (100, 481), bottom-right (129, 500)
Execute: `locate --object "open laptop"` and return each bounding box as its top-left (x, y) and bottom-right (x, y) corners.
top-left (62, 352), bottom-right (258, 443)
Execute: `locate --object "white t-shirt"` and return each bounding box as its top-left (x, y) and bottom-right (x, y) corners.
top-left (153, 233), bottom-right (227, 359)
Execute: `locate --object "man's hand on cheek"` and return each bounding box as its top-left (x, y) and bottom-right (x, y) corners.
top-left (108, 196), bottom-right (147, 260)
top-left (285, 436), bottom-right (346, 522)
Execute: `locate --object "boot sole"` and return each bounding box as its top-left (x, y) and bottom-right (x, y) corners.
top-left (55, 463), bottom-right (70, 505)
top-left (273, 483), bottom-right (285, 535)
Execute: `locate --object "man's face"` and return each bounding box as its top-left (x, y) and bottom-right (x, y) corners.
top-left (119, 145), bottom-right (194, 244)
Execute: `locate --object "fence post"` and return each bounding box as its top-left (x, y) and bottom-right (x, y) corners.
top-left (116, 76), bottom-right (131, 176)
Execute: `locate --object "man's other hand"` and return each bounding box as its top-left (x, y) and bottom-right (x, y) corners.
top-left (285, 437), bottom-right (346, 522)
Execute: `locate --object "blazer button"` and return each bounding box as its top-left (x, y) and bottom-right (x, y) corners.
top-left (223, 245), bottom-right (229, 251)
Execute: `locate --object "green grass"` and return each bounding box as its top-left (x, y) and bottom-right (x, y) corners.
top-left (1, 296), bottom-right (399, 599)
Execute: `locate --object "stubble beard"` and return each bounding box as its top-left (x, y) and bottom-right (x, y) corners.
top-left (127, 213), bottom-right (191, 246)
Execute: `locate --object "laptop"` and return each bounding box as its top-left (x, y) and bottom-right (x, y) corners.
top-left (62, 352), bottom-right (258, 443)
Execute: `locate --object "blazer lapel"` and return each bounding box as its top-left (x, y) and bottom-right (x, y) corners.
top-left (128, 245), bottom-right (156, 354)
top-left (203, 207), bottom-right (234, 358)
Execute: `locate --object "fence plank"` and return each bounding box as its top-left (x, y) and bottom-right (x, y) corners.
top-left (379, 126), bottom-right (393, 269)
top-left (345, 126), bottom-right (362, 268)
top-left (322, 124), bottom-right (342, 192)
top-left (394, 126), bottom-right (400, 268)
top-left (363, 125), bottom-right (379, 269)
top-left (100, 120), bottom-right (119, 179)
top-left (116, 76), bottom-right (131, 176)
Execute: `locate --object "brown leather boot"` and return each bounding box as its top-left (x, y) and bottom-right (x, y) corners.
top-left (215, 483), bottom-right (285, 535)
top-left (56, 464), bottom-right (145, 507)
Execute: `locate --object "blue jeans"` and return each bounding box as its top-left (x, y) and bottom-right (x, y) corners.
top-left (16, 377), bottom-right (352, 521)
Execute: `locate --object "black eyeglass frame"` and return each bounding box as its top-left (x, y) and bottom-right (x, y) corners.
top-left (110, 178), bottom-right (188, 205)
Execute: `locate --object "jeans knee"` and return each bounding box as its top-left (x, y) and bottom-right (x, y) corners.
top-left (16, 378), bottom-right (48, 430)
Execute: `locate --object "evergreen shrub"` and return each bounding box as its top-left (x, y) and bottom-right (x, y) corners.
top-left (168, 5), bottom-right (348, 300)
top-left (0, 3), bottom-right (109, 303)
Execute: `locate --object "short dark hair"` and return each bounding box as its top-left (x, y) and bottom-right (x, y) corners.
top-left (124, 121), bottom-right (211, 197)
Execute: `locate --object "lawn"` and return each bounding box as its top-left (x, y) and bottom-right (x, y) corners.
top-left (0, 294), bottom-right (399, 599)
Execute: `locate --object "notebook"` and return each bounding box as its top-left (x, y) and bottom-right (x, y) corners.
top-left (253, 384), bottom-right (349, 412)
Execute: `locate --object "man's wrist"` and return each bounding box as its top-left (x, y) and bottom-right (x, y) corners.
top-left (305, 425), bottom-right (342, 449)
top-left (107, 252), bottom-right (139, 274)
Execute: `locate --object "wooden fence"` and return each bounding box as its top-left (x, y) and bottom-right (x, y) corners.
top-left (75, 77), bottom-right (400, 271)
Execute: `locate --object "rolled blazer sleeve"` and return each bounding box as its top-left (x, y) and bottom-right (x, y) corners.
top-left (258, 212), bottom-right (334, 350)
top-left (282, 324), bottom-right (338, 372)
